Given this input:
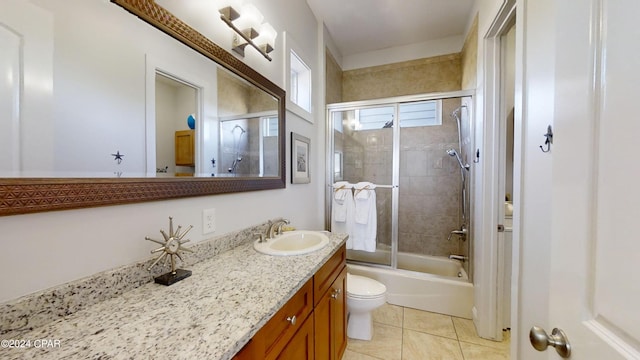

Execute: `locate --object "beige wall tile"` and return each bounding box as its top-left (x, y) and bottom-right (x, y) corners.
top-left (461, 14), bottom-right (478, 91)
top-left (326, 49), bottom-right (343, 104)
top-left (342, 54), bottom-right (462, 102)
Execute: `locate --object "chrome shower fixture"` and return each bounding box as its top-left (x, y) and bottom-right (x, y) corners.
top-left (446, 149), bottom-right (470, 171)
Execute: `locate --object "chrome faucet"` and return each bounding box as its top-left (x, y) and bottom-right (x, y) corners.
top-left (266, 218), bottom-right (290, 239)
top-left (449, 254), bottom-right (468, 262)
top-left (447, 225), bottom-right (468, 241)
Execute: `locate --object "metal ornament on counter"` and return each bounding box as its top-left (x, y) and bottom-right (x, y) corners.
top-left (145, 217), bottom-right (194, 286)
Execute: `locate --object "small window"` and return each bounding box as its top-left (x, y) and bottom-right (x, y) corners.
top-left (284, 32), bottom-right (313, 122)
top-left (357, 107), bottom-right (395, 130)
top-left (399, 100), bottom-right (441, 127)
top-left (290, 50), bottom-right (311, 113)
top-left (347, 100), bottom-right (441, 131)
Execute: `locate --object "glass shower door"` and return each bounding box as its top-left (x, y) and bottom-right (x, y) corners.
top-left (396, 97), bottom-right (465, 272)
top-left (328, 94), bottom-right (472, 275)
top-left (329, 105), bottom-right (396, 267)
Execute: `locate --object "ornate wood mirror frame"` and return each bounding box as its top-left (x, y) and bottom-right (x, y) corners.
top-left (0, 0), bottom-right (286, 216)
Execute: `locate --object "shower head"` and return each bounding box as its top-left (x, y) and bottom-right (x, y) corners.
top-left (232, 124), bottom-right (246, 134)
top-left (446, 149), bottom-right (470, 171)
top-left (451, 105), bottom-right (467, 120)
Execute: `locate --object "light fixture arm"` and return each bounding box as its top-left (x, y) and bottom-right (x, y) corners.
top-left (220, 14), bottom-right (272, 61)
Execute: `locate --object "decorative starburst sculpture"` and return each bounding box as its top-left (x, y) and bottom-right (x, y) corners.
top-left (145, 217), bottom-right (194, 285)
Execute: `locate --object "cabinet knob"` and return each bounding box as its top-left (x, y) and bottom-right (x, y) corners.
top-left (286, 315), bottom-right (297, 325)
top-left (330, 288), bottom-right (342, 299)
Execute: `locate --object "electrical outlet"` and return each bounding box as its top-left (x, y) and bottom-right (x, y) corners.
top-left (202, 208), bottom-right (216, 234)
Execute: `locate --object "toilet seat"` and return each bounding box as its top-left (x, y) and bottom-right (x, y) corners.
top-left (347, 273), bottom-right (386, 298)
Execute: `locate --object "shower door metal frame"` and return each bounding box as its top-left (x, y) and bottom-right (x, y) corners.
top-left (325, 90), bottom-right (475, 271)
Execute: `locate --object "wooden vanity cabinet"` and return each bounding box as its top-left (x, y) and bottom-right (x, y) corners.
top-left (313, 247), bottom-right (347, 360)
top-left (175, 130), bottom-right (195, 166)
top-left (233, 245), bottom-right (347, 360)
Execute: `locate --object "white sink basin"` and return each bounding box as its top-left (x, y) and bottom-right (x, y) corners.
top-left (254, 231), bottom-right (330, 256)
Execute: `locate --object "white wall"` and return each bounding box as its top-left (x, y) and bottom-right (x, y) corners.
top-left (0, 0), bottom-right (324, 303)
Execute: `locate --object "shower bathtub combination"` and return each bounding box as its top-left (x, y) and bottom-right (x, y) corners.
top-left (348, 250), bottom-right (473, 319)
top-left (327, 90), bottom-right (474, 320)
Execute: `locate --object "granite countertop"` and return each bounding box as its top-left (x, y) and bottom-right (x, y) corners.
top-left (2, 233), bottom-right (346, 360)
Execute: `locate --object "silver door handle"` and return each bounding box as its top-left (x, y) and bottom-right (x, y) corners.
top-left (529, 326), bottom-right (571, 358)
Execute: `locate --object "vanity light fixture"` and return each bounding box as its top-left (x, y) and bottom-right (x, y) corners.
top-left (218, 1), bottom-right (277, 61)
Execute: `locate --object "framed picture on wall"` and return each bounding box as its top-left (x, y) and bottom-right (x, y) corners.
top-left (291, 132), bottom-right (310, 184)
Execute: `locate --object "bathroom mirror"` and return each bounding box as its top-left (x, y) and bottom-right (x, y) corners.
top-left (0, 0), bottom-right (285, 216)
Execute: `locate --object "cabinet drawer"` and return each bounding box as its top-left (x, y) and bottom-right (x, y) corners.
top-left (260, 278), bottom-right (314, 358)
top-left (275, 313), bottom-right (314, 360)
top-left (313, 245), bottom-right (346, 306)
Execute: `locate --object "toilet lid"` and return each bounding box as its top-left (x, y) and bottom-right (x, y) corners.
top-left (347, 273), bottom-right (387, 297)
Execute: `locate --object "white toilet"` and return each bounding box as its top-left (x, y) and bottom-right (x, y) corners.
top-left (346, 273), bottom-right (387, 341)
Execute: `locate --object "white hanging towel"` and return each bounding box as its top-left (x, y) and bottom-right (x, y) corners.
top-left (331, 182), bottom-right (354, 249)
top-left (352, 182), bottom-right (377, 252)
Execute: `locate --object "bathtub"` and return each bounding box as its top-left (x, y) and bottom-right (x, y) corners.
top-left (347, 251), bottom-right (473, 319)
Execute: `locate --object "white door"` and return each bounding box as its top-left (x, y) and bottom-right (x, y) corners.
top-left (0, 0), bottom-right (53, 176)
top-left (516, 0), bottom-right (640, 358)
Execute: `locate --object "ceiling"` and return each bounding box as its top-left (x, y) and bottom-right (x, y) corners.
top-left (306, 0), bottom-right (475, 57)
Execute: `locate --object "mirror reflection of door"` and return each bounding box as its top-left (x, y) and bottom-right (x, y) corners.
top-left (155, 72), bottom-right (198, 176)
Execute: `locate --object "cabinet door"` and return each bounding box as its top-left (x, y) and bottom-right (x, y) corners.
top-left (333, 267), bottom-right (347, 360)
top-left (277, 314), bottom-right (314, 360)
top-left (175, 130), bottom-right (194, 166)
top-left (314, 266), bottom-right (347, 360)
top-left (232, 338), bottom-right (261, 360)
top-left (314, 290), bottom-right (331, 359)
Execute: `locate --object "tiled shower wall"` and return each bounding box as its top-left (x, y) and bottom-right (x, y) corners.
top-left (335, 99), bottom-right (466, 257)
top-left (328, 49), bottom-right (474, 261)
top-left (398, 98), bottom-right (465, 256)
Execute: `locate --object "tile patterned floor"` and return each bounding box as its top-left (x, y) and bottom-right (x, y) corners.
top-left (342, 304), bottom-right (510, 360)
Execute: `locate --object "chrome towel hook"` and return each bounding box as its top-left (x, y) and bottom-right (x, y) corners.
top-left (540, 125), bottom-right (553, 153)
